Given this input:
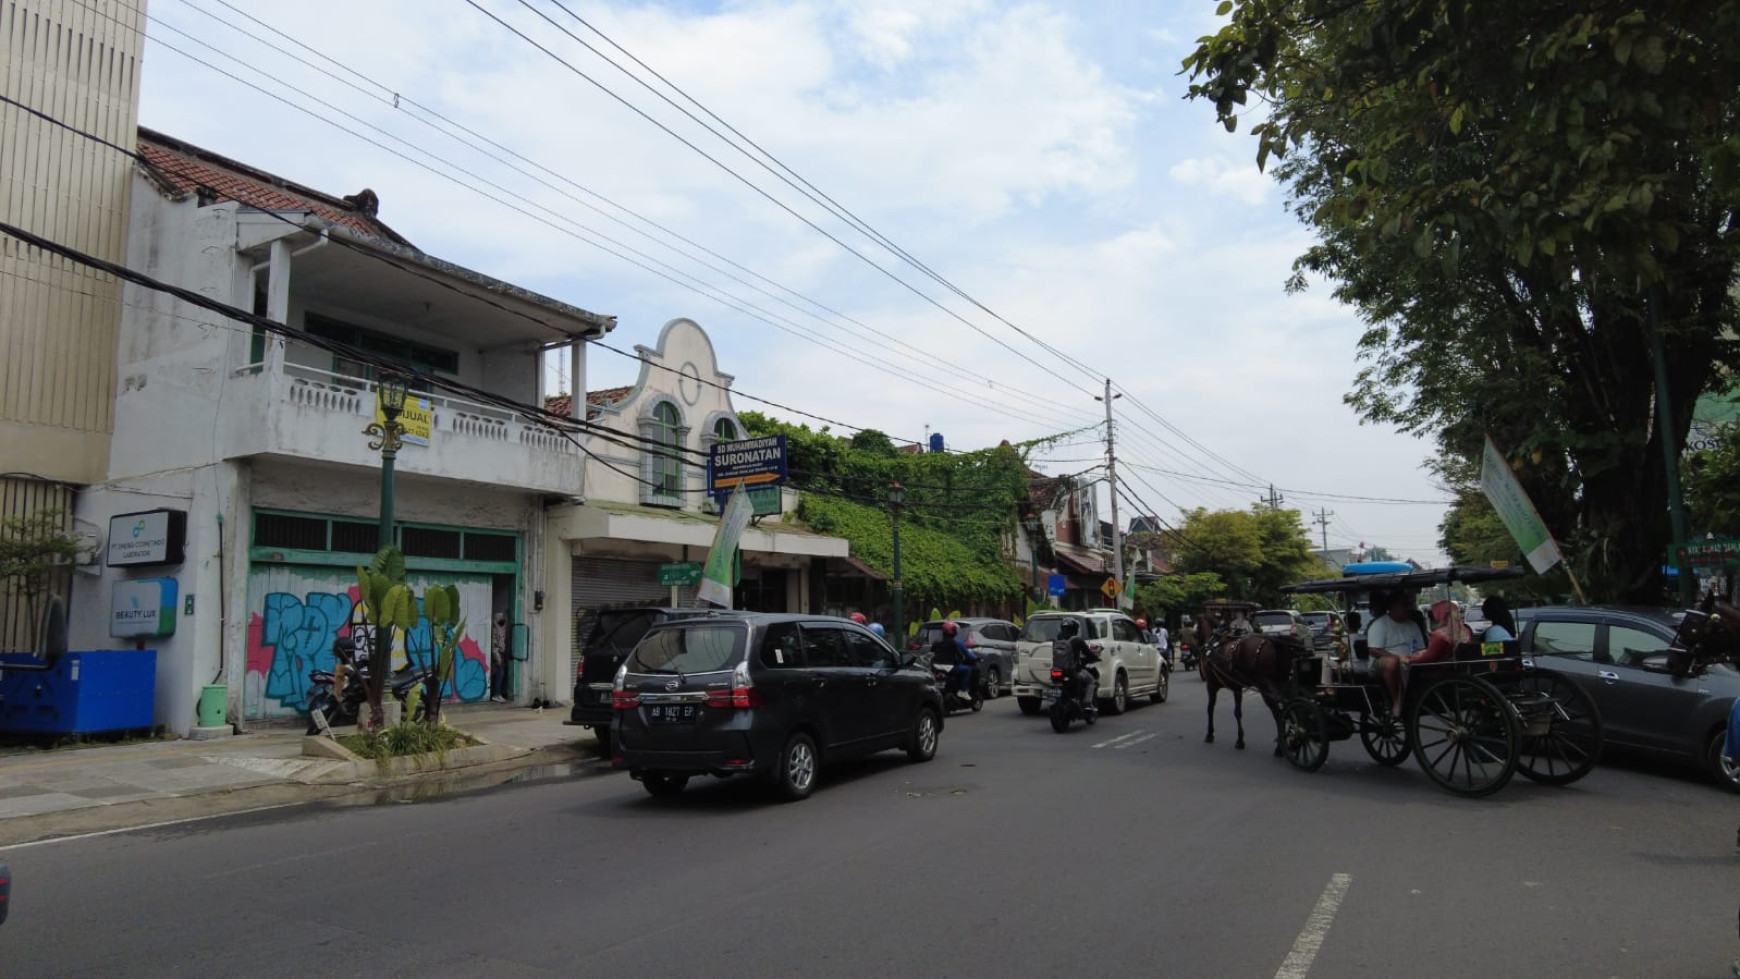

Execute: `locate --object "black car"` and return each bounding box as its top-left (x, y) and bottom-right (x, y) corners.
top-left (570, 607), bottom-right (719, 751)
top-left (1518, 605), bottom-right (1740, 790)
top-left (612, 613), bottom-right (944, 801)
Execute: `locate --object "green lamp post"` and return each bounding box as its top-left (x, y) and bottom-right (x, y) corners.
top-left (889, 481), bottom-right (905, 646)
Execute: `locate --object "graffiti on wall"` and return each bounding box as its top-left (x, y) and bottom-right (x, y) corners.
top-left (244, 567), bottom-right (493, 719)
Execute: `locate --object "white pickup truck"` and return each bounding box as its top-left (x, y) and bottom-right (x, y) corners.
top-left (1012, 611), bottom-right (1168, 716)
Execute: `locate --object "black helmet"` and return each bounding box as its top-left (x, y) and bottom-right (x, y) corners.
top-left (1058, 619), bottom-right (1078, 638)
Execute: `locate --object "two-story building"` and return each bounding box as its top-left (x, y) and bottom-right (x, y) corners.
top-left (68, 129), bottom-right (613, 733)
top-left (538, 318), bottom-right (851, 689)
top-left (1013, 470), bottom-right (1118, 610)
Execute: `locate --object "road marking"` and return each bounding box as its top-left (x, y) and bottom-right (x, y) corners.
top-left (0, 803), bottom-right (301, 852)
top-left (1114, 733), bottom-right (1158, 749)
top-left (1275, 872), bottom-right (1352, 979)
top-left (1091, 731), bottom-right (1145, 749)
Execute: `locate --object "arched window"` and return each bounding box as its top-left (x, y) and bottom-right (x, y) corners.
top-left (651, 402), bottom-right (682, 497)
top-left (713, 417), bottom-right (739, 443)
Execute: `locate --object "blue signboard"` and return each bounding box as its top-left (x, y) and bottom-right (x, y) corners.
top-left (1047, 574), bottom-right (1067, 597)
top-left (709, 435), bottom-right (788, 495)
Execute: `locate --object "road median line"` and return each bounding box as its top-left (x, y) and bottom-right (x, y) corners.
top-left (1275, 872), bottom-right (1352, 979)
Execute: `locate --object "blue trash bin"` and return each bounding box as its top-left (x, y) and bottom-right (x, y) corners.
top-left (0, 650), bottom-right (157, 735)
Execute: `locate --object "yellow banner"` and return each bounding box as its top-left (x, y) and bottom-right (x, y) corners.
top-left (377, 392), bottom-right (433, 446)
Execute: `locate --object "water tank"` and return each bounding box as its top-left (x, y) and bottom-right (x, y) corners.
top-left (928, 433), bottom-right (945, 453)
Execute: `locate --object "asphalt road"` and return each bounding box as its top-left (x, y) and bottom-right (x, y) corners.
top-left (3, 673), bottom-right (1737, 978)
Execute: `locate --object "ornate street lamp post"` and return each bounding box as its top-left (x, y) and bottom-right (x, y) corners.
top-left (363, 370), bottom-right (409, 721)
top-left (889, 481), bottom-right (905, 647)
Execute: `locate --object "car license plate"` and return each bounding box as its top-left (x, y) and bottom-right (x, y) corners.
top-left (597, 690), bottom-right (613, 704)
top-left (1042, 689), bottom-right (1060, 705)
top-left (648, 704), bottom-right (700, 724)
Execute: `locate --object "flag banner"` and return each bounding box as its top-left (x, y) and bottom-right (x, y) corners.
top-left (1479, 436), bottom-right (1564, 574)
top-left (698, 486), bottom-right (755, 607)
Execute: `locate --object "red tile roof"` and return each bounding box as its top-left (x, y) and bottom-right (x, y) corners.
top-left (544, 387), bottom-right (633, 418)
top-left (136, 128), bottom-right (411, 246)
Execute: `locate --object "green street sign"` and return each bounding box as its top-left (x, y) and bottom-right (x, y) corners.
top-left (1675, 538), bottom-right (1740, 570)
top-left (658, 562), bottom-right (703, 587)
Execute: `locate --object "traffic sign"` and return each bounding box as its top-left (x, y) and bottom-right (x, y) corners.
top-left (1100, 577), bottom-right (1122, 599)
top-left (1047, 574), bottom-right (1067, 598)
top-left (1489, 560), bottom-right (1510, 569)
top-left (658, 562), bottom-right (703, 587)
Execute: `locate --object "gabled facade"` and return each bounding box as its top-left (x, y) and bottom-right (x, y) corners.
top-left (539, 319), bottom-right (850, 692)
top-left (69, 130), bottom-right (613, 733)
top-left (1013, 470), bottom-right (1117, 610)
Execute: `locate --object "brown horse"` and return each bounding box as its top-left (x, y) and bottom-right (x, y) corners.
top-left (1199, 631), bottom-right (1298, 755)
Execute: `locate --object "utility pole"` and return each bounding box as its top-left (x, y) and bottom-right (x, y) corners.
top-left (1260, 485), bottom-right (1286, 510)
top-left (1649, 285), bottom-right (1696, 606)
top-left (1097, 379), bottom-right (1125, 607)
top-left (1312, 507), bottom-right (1334, 553)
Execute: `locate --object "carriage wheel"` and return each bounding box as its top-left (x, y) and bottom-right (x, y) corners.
top-left (1358, 712), bottom-right (1410, 767)
top-left (1281, 698), bottom-right (1330, 773)
top-left (1509, 672), bottom-right (1603, 786)
top-left (1408, 675), bottom-right (1519, 798)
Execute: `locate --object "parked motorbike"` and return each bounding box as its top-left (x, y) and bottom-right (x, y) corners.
top-left (305, 641), bottom-right (434, 734)
top-left (934, 660), bottom-right (985, 714)
top-left (1046, 664), bottom-right (1097, 733)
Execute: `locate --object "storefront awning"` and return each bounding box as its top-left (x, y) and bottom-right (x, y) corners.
top-left (1052, 542), bottom-right (1111, 576)
top-left (825, 556), bottom-right (889, 580)
top-left (550, 500), bottom-right (849, 560)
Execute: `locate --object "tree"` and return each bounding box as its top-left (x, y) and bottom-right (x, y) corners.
top-left (1686, 422), bottom-right (1740, 538)
top-left (1184, 0), bottom-right (1740, 602)
top-left (1132, 571), bottom-right (1226, 625)
top-left (0, 508), bottom-right (84, 650)
top-left (1172, 507), bottom-right (1320, 606)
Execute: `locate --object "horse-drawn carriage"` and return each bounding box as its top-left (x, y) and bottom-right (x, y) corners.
top-left (1202, 566), bottom-right (1604, 798)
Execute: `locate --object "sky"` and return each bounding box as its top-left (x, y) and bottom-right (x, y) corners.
top-left (132, 0), bottom-right (1454, 563)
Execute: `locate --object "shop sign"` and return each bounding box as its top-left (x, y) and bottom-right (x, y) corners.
top-left (107, 509), bottom-right (187, 567)
top-left (111, 577), bottom-right (179, 638)
top-left (377, 391), bottom-right (434, 446)
top-left (709, 435), bottom-right (787, 495)
top-left (1675, 537), bottom-right (1740, 569)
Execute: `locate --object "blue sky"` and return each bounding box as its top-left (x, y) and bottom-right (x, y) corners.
top-left (135, 0), bottom-right (1453, 561)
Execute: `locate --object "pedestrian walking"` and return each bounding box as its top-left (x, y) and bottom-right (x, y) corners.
top-left (490, 612), bottom-right (510, 703)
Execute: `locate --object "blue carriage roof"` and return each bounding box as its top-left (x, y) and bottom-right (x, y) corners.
top-left (1339, 561), bottom-right (1414, 575)
top-left (1283, 565), bottom-right (1527, 594)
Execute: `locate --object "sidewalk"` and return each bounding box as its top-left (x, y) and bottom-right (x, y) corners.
top-left (0, 704), bottom-right (603, 828)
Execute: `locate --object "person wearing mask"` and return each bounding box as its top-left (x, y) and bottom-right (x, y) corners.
top-left (1051, 618), bottom-right (1099, 714)
top-left (1481, 596), bottom-right (1518, 641)
top-left (931, 621), bottom-right (978, 701)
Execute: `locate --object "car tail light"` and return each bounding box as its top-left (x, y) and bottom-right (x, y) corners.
top-left (1050, 670), bottom-right (1064, 680)
top-left (706, 661), bottom-right (761, 709)
top-left (612, 689), bottom-right (640, 709)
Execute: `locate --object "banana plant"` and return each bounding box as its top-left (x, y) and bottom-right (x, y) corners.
top-left (355, 546), bottom-right (414, 724)
top-left (422, 583), bottom-right (464, 725)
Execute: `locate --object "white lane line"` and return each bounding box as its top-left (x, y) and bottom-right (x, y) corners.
top-left (1114, 733), bottom-right (1158, 749)
top-left (1091, 731), bottom-right (1145, 749)
top-left (1275, 872), bottom-right (1352, 979)
top-left (0, 803), bottom-right (301, 852)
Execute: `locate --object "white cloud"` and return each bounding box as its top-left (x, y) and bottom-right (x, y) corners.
top-left (1168, 156), bottom-right (1274, 206)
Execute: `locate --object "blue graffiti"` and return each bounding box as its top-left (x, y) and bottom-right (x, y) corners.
top-left (252, 590), bottom-right (489, 713)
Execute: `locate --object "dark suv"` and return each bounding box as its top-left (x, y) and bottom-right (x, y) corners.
top-left (570, 607), bottom-right (717, 751)
top-left (612, 613), bottom-right (944, 801)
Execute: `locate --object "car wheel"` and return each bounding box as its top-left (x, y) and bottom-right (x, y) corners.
top-left (906, 708), bottom-right (940, 762)
top-left (1706, 731), bottom-right (1740, 793)
top-left (1150, 666), bottom-right (1169, 704)
top-left (983, 667), bottom-right (1001, 700)
top-left (1104, 673), bottom-right (1128, 716)
top-left (640, 773), bottom-right (688, 798)
top-left (771, 732), bottom-right (820, 801)
top-left (1017, 696), bottom-right (1041, 716)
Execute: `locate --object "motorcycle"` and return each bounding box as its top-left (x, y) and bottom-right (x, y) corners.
top-left (1045, 664), bottom-right (1098, 733)
top-left (305, 651), bottom-right (434, 734)
top-left (934, 659), bottom-right (985, 714)
top-left (1179, 641), bottom-right (1200, 672)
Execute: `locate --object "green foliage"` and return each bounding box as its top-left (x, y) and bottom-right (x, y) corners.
top-left (1171, 507), bottom-right (1319, 606)
top-left (1131, 572), bottom-right (1226, 623)
top-left (743, 410), bottom-right (1031, 612)
top-left (1687, 423), bottom-right (1740, 538)
top-left (798, 495), bottom-right (1024, 611)
top-left (1183, 0), bottom-right (1740, 602)
top-left (421, 583), bottom-right (465, 725)
top-left (339, 722), bottom-right (477, 761)
top-left (0, 508), bottom-right (83, 606)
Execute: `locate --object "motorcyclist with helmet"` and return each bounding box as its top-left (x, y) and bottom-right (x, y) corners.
top-left (1052, 619), bottom-right (1099, 715)
top-left (932, 621), bottom-right (979, 702)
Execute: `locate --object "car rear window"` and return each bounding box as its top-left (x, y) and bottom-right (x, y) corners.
top-left (586, 611), bottom-right (658, 655)
top-left (1302, 613), bottom-right (1332, 626)
top-left (914, 624), bottom-right (945, 648)
top-left (1022, 617), bottom-right (1082, 643)
top-left (1255, 613), bottom-right (1296, 628)
top-left (626, 624), bottom-right (746, 674)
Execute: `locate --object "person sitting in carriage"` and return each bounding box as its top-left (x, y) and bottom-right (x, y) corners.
top-left (1365, 593), bottom-right (1428, 714)
top-left (1374, 600), bottom-right (1465, 717)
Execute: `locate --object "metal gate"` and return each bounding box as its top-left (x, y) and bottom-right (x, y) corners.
top-left (568, 556), bottom-right (702, 676)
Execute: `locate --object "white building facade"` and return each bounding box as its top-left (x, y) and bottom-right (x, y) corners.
top-left (69, 130), bottom-right (610, 734)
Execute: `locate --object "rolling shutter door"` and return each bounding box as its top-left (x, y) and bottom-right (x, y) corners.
top-left (568, 557), bottom-right (702, 677)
